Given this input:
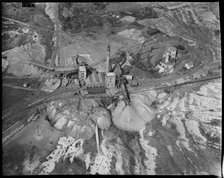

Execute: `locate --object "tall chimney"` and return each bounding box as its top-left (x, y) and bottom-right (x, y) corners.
top-left (106, 43), bottom-right (111, 73)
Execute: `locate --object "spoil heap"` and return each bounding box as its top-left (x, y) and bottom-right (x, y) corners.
top-left (46, 98), bottom-right (111, 140)
top-left (112, 93), bottom-right (156, 131)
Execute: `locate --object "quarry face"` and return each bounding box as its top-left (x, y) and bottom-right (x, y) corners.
top-left (2, 2), bottom-right (222, 176)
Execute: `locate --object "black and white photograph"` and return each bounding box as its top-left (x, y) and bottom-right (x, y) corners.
top-left (2, 2), bottom-right (222, 176)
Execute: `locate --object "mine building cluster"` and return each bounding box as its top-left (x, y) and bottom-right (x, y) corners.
top-left (154, 46), bottom-right (177, 75)
top-left (153, 46), bottom-right (197, 75)
top-left (38, 44), bottom-right (134, 105)
top-left (77, 44), bottom-right (133, 104)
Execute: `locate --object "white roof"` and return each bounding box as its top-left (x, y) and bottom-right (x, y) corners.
top-left (106, 72), bottom-right (115, 77)
top-left (167, 46), bottom-right (176, 51)
top-left (124, 75), bottom-right (133, 80)
top-left (22, 27), bottom-right (29, 33)
top-left (79, 66), bottom-right (86, 71)
top-left (185, 63), bottom-right (191, 69)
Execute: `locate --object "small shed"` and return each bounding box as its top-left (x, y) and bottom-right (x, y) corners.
top-left (184, 61), bottom-right (194, 70)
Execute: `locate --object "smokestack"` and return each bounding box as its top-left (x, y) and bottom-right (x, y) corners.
top-left (106, 43), bottom-right (111, 73)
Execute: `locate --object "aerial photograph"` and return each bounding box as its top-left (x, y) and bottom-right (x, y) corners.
top-left (2, 2), bottom-right (222, 176)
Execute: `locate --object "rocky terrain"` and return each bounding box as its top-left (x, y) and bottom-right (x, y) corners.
top-left (2, 2), bottom-right (222, 176)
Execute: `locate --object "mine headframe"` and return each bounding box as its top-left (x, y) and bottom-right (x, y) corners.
top-left (114, 63), bottom-right (131, 105)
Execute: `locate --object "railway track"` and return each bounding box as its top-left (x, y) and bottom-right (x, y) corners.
top-left (3, 86), bottom-right (112, 130)
top-left (3, 93), bottom-right (78, 129)
top-left (2, 89), bottom-right (82, 145)
top-left (129, 75), bottom-right (222, 95)
top-left (3, 73), bottom-right (221, 122)
top-left (2, 87), bottom-right (81, 119)
top-left (3, 16), bottom-right (56, 34)
top-left (26, 55), bottom-right (108, 71)
top-left (2, 89), bottom-right (113, 145)
top-left (3, 83), bottom-right (39, 91)
top-left (2, 73), bottom-right (221, 145)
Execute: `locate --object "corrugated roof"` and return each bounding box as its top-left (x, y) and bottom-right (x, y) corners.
top-left (86, 71), bottom-right (106, 87)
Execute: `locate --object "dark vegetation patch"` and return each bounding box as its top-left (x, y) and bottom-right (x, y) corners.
top-left (106, 15), bottom-right (123, 27)
top-left (175, 44), bottom-right (186, 50)
top-left (129, 156), bottom-right (136, 174)
top-left (129, 52), bottom-right (161, 78)
top-left (58, 3), bottom-right (125, 34)
top-left (146, 28), bottom-right (161, 36)
top-left (53, 157), bottom-right (86, 175)
top-left (199, 123), bottom-right (220, 144)
top-left (110, 156), bottom-right (117, 174)
top-left (3, 143), bottom-right (28, 175)
top-left (82, 136), bottom-right (97, 155)
top-left (36, 29), bottom-right (54, 62)
top-left (210, 119), bottom-right (221, 127)
top-left (58, 3), bottom-right (105, 33)
top-left (214, 30), bottom-right (220, 36)
top-left (93, 2), bottom-right (108, 10)
top-left (128, 21), bottom-right (146, 30)
top-left (2, 23), bottom-right (27, 51)
top-left (22, 2), bottom-right (35, 7)
top-left (132, 6), bottom-right (158, 20)
top-left (2, 86), bottom-right (31, 110)
top-left (2, 3), bottom-right (53, 29)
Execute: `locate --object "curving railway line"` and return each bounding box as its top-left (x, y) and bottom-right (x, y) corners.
top-left (3, 73), bottom-right (221, 139)
top-left (129, 75), bottom-right (222, 95)
top-left (3, 72), bottom-right (221, 122)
